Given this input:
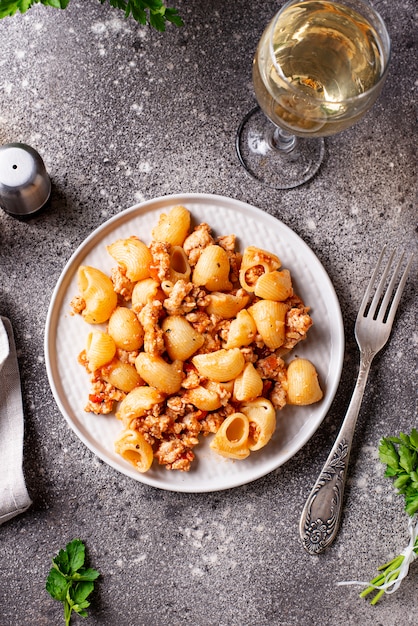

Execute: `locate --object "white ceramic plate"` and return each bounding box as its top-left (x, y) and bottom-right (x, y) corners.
top-left (45, 193), bottom-right (344, 492)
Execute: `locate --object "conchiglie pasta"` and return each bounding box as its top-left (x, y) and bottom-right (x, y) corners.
top-left (151, 205), bottom-right (191, 246)
top-left (192, 245), bottom-right (232, 292)
top-left (254, 269), bottom-right (293, 301)
top-left (286, 358), bottom-right (323, 405)
top-left (114, 429), bottom-right (153, 473)
top-left (248, 300), bottom-right (288, 350)
top-left (162, 315), bottom-right (204, 361)
top-left (192, 348), bottom-right (245, 383)
top-left (77, 266), bottom-right (117, 324)
top-left (233, 362), bottom-right (263, 402)
top-left (132, 278), bottom-right (165, 312)
top-left (85, 331), bottom-right (116, 371)
top-left (210, 413), bottom-right (250, 460)
top-left (223, 309), bottom-right (257, 349)
top-left (135, 353), bottom-right (184, 394)
top-left (116, 386), bottom-right (166, 425)
top-left (107, 237), bottom-right (152, 282)
top-left (107, 306), bottom-right (144, 351)
top-left (239, 246), bottom-right (281, 292)
top-left (205, 291), bottom-right (249, 318)
top-left (101, 359), bottom-right (143, 393)
top-left (183, 385), bottom-right (223, 411)
top-left (168, 246), bottom-right (191, 283)
top-left (240, 397), bottom-right (276, 451)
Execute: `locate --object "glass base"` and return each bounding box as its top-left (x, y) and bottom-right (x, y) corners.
top-left (236, 106), bottom-right (325, 190)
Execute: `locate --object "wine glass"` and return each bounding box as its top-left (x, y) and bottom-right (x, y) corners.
top-left (236, 0), bottom-right (391, 189)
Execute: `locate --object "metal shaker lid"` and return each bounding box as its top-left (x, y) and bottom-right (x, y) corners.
top-left (0, 143), bottom-right (51, 216)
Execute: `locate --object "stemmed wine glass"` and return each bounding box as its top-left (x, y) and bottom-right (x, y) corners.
top-left (236, 0), bottom-right (391, 189)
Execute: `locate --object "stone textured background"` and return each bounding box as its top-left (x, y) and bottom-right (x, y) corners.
top-left (0, 1), bottom-right (416, 624)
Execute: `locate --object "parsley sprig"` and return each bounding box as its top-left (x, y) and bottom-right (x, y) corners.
top-left (378, 429), bottom-right (418, 517)
top-left (359, 429), bottom-right (418, 604)
top-left (0, 0), bottom-right (184, 31)
top-left (46, 539), bottom-right (100, 626)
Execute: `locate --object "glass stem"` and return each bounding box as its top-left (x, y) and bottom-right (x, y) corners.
top-left (271, 127), bottom-right (297, 153)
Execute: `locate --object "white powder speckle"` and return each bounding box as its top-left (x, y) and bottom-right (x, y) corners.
top-left (91, 22), bottom-right (107, 35)
top-left (0, 81), bottom-right (13, 94)
top-left (189, 565), bottom-right (204, 577)
top-left (133, 554), bottom-right (147, 564)
top-left (306, 218), bottom-right (316, 231)
top-left (202, 553), bottom-right (218, 565)
top-left (131, 103), bottom-right (143, 115)
top-left (134, 191), bottom-right (146, 203)
top-left (139, 162), bottom-right (151, 173)
top-left (248, 130), bottom-right (269, 156)
top-left (356, 476), bottom-right (367, 489)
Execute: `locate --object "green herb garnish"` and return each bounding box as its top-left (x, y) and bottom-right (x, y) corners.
top-left (46, 539), bottom-right (100, 626)
top-left (357, 429), bottom-right (418, 604)
top-left (338, 429), bottom-right (418, 604)
top-left (0, 0), bottom-right (184, 32)
top-left (378, 429), bottom-right (418, 517)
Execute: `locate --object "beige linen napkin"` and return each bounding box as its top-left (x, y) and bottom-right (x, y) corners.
top-left (0, 316), bottom-right (32, 524)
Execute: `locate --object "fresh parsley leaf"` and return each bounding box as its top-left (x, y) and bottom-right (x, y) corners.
top-left (46, 539), bottom-right (100, 626)
top-left (357, 429), bottom-right (418, 604)
top-left (378, 438), bottom-right (400, 471)
top-left (0, 0), bottom-right (183, 31)
top-left (378, 429), bottom-right (418, 515)
top-left (46, 568), bottom-right (68, 602)
top-left (0, 0), bottom-right (69, 18)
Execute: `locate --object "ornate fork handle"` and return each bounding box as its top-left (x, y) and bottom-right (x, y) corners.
top-left (299, 349), bottom-right (374, 555)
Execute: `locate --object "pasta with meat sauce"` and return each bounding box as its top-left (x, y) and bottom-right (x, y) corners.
top-left (70, 206), bottom-right (322, 472)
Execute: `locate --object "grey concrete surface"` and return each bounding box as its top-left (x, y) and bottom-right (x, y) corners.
top-left (0, 1), bottom-right (416, 624)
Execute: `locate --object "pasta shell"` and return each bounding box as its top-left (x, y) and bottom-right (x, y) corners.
top-left (192, 245), bottom-right (232, 292)
top-left (116, 386), bottom-right (166, 425)
top-left (239, 246), bottom-right (281, 292)
top-left (168, 246), bottom-right (191, 283)
top-left (210, 413), bottom-right (250, 460)
top-left (101, 359), bottom-right (143, 393)
top-left (192, 348), bottom-right (245, 382)
top-left (205, 291), bottom-right (249, 318)
top-left (107, 306), bottom-right (144, 351)
top-left (286, 358), bottom-right (323, 405)
top-left (183, 385), bottom-right (223, 411)
top-left (223, 309), bottom-right (257, 349)
top-left (233, 362), bottom-right (263, 402)
top-left (135, 353), bottom-right (184, 395)
top-left (77, 266), bottom-right (117, 324)
top-left (254, 269), bottom-right (293, 301)
top-left (132, 278), bottom-right (164, 312)
top-left (240, 397), bottom-right (276, 451)
top-left (114, 429), bottom-right (154, 473)
top-left (162, 315), bottom-right (204, 361)
top-left (151, 205), bottom-right (191, 246)
top-left (248, 300), bottom-right (288, 349)
top-left (107, 237), bottom-right (152, 282)
top-left (85, 331), bottom-right (116, 372)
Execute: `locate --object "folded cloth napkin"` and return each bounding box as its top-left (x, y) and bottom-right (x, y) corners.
top-left (0, 316), bottom-right (32, 524)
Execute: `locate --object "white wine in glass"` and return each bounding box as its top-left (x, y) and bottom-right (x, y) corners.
top-left (236, 0), bottom-right (391, 189)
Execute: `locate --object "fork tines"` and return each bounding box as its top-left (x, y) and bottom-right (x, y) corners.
top-left (359, 246), bottom-right (414, 325)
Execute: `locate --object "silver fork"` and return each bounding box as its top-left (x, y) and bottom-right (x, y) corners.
top-left (299, 247), bottom-right (414, 555)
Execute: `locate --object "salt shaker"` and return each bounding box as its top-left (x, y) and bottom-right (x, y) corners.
top-left (0, 143), bottom-right (51, 217)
